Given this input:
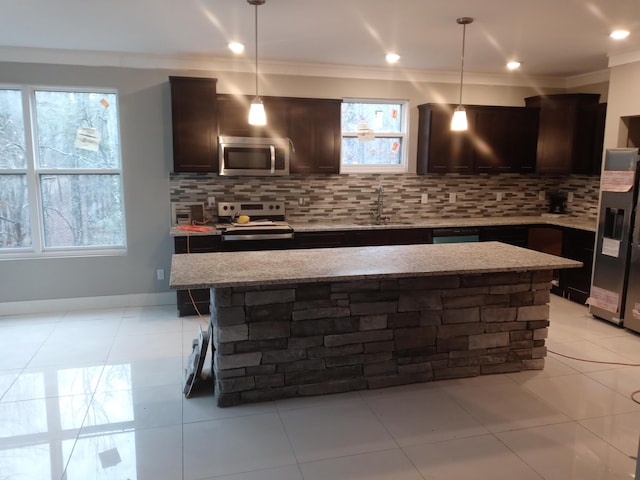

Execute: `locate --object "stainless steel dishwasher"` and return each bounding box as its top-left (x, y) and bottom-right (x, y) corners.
top-left (431, 227), bottom-right (480, 244)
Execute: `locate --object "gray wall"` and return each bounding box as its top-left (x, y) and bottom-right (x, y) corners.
top-left (0, 63), bottom-right (174, 303)
top-left (0, 61), bottom-right (606, 306)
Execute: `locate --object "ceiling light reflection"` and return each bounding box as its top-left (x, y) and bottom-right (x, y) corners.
top-left (385, 53), bottom-right (400, 64)
top-left (610, 29), bottom-right (630, 40)
top-left (228, 42), bottom-right (245, 54)
top-left (506, 61), bottom-right (521, 70)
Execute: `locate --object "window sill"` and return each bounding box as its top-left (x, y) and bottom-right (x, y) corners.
top-left (0, 247), bottom-right (127, 261)
top-left (340, 165), bottom-right (408, 174)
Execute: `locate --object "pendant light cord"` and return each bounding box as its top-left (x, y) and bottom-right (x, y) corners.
top-left (458, 22), bottom-right (467, 107)
top-left (254, 3), bottom-right (259, 98)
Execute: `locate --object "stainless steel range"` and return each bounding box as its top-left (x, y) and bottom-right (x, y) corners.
top-left (216, 201), bottom-right (294, 243)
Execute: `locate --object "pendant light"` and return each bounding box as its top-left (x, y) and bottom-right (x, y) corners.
top-left (451, 17), bottom-right (473, 131)
top-left (248, 0), bottom-right (267, 126)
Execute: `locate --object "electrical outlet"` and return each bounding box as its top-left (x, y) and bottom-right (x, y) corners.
top-left (156, 268), bottom-right (164, 281)
top-left (496, 192), bottom-right (503, 201)
top-left (298, 197), bottom-right (309, 206)
top-left (567, 192), bottom-right (574, 203)
top-left (449, 192), bottom-right (456, 203)
top-left (421, 193), bottom-right (428, 204)
top-left (207, 196), bottom-right (216, 208)
top-left (538, 190), bottom-right (546, 201)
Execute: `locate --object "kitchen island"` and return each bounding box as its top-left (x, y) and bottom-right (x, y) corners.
top-left (170, 242), bottom-right (581, 407)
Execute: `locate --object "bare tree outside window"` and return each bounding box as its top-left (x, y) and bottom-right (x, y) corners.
top-left (0, 89), bottom-right (30, 248)
top-left (340, 100), bottom-right (408, 173)
top-left (0, 87), bottom-right (125, 254)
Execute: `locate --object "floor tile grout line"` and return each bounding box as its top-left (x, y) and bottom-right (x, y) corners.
top-left (356, 390), bottom-right (431, 480)
top-left (58, 307), bottom-right (126, 479)
top-left (273, 407), bottom-right (306, 479)
top-left (492, 431), bottom-right (547, 480)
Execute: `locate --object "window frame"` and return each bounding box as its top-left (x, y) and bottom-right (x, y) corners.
top-left (0, 84), bottom-right (127, 259)
top-left (340, 98), bottom-right (409, 174)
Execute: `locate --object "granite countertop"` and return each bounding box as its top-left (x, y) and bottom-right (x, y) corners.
top-left (169, 215), bottom-right (596, 237)
top-left (170, 241), bottom-right (582, 289)
top-left (290, 215), bottom-right (596, 233)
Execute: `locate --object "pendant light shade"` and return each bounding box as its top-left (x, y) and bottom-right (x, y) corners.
top-left (451, 17), bottom-right (473, 131)
top-left (249, 99), bottom-right (266, 125)
top-left (248, 0), bottom-right (267, 126)
top-left (451, 106), bottom-right (468, 131)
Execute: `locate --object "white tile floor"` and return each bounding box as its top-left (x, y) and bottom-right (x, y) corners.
top-left (1, 296), bottom-right (640, 479)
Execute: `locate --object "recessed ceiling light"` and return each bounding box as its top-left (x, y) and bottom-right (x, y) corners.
top-left (610, 29), bottom-right (630, 40)
top-left (228, 42), bottom-right (245, 54)
top-left (385, 53), bottom-right (400, 64)
top-left (506, 61), bottom-right (521, 70)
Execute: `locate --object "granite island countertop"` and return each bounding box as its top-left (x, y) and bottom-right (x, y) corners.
top-left (170, 241), bottom-right (582, 289)
top-left (170, 214), bottom-right (596, 237)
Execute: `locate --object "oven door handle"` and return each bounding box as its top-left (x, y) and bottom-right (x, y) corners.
top-left (270, 145), bottom-right (276, 174)
top-left (222, 233), bottom-right (295, 241)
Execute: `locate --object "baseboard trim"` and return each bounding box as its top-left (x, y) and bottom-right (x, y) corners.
top-left (0, 292), bottom-right (176, 316)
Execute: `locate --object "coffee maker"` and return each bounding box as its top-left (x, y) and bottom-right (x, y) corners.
top-left (548, 191), bottom-right (567, 214)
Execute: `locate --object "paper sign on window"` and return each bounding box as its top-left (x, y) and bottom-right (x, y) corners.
top-left (374, 111), bottom-right (383, 130)
top-left (602, 238), bottom-right (621, 258)
top-left (586, 286), bottom-right (619, 313)
top-left (75, 127), bottom-right (101, 152)
top-left (356, 123), bottom-right (375, 142)
top-left (601, 170), bottom-right (635, 192)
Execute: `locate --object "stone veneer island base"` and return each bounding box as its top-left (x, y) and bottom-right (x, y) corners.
top-left (170, 242), bottom-right (581, 407)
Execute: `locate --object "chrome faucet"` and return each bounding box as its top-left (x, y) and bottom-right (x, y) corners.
top-left (371, 185), bottom-right (390, 224)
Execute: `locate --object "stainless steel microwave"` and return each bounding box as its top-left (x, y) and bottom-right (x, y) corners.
top-left (218, 136), bottom-right (290, 176)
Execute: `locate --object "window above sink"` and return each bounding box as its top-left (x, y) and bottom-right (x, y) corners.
top-left (340, 99), bottom-right (409, 174)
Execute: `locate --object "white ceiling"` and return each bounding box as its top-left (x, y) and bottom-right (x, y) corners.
top-left (1, 0), bottom-right (640, 81)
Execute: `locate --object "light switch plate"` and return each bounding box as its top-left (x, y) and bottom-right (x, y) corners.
top-left (538, 191), bottom-right (546, 201)
top-left (567, 192), bottom-right (574, 202)
top-left (449, 193), bottom-right (456, 203)
top-left (421, 193), bottom-right (428, 204)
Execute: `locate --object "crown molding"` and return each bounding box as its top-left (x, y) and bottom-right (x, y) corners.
top-left (608, 49), bottom-right (640, 68)
top-left (563, 68), bottom-right (610, 89)
top-left (0, 46), bottom-right (599, 89)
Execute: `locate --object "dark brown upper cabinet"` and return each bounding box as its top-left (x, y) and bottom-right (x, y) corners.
top-left (217, 94), bottom-right (342, 174)
top-left (287, 98), bottom-right (342, 174)
top-left (472, 106), bottom-right (538, 174)
top-left (417, 103), bottom-right (537, 174)
top-left (217, 95), bottom-right (290, 139)
top-left (169, 76), bottom-right (218, 173)
top-left (417, 103), bottom-right (473, 174)
top-left (525, 94), bottom-right (604, 175)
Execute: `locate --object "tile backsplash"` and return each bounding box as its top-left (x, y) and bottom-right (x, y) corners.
top-left (169, 173), bottom-right (600, 224)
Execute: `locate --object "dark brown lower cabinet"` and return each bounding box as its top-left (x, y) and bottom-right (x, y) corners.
top-left (526, 225), bottom-right (595, 304)
top-left (479, 225), bottom-right (528, 247)
top-left (174, 235), bottom-right (222, 317)
top-left (560, 228), bottom-right (595, 304)
top-left (527, 226), bottom-right (564, 296)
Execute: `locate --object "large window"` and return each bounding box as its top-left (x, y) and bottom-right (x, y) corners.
top-left (0, 86), bottom-right (126, 257)
top-left (340, 99), bottom-right (408, 173)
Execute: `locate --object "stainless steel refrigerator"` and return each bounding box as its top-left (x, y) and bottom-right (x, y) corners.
top-left (590, 148), bottom-right (640, 330)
